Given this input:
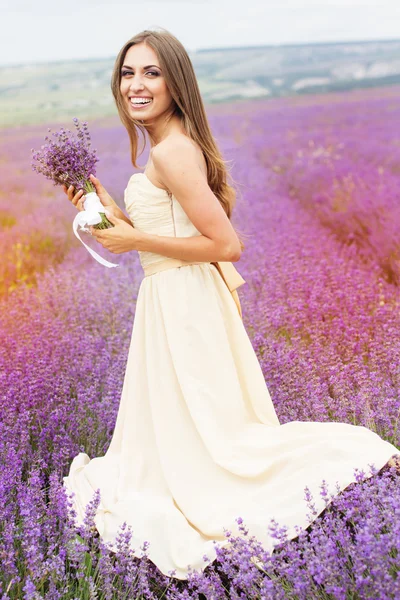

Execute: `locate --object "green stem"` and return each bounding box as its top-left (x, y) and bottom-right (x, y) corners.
top-left (92, 212), bottom-right (114, 230)
top-left (83, 180), bottom-right (96, 194)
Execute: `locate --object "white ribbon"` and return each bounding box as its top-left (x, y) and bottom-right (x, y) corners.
top-left (72, 192), bottom-right (120, 269)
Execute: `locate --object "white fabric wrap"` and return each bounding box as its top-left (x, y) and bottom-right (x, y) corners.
top-left (72, 191), bottom-right (120, 268)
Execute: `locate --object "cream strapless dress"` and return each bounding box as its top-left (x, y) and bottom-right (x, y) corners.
top-left (63, 172), bottom-right (399, 580)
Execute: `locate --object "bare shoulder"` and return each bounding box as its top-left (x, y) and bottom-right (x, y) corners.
top-left (154, 133), bottom-right (198, 156)
top-left (152, 134), bottom-right (207, 181)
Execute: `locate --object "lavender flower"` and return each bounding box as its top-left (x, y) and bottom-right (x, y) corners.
top-left (2, 87), bottom-right (400, 597)
top-left (31, 118), bottom-right (112, 230)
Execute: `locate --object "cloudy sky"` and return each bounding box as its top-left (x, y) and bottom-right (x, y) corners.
top-left (1, 0), bottom-right (400, 66)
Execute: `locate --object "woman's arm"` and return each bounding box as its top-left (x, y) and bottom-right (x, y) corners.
top-left (135, 229), bottom-right (240, 262)
top-left (136, 138), bottom-right (241, 262)
top-left (111, 204), bottom-right (135, 227)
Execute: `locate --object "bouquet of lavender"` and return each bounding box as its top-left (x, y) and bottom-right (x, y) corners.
top-left (31, 118), bottom-right (119, 268)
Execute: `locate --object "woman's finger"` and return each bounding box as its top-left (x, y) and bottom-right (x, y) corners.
top-left (71, 189), bottom-right (84, 207)
top-left (67, 185), bottom-right (75, 201)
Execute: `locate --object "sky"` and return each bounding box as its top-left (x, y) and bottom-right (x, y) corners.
top-left (1, 0), bottom-right (400, 67)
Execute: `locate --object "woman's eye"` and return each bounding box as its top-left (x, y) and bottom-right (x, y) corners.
top-left (121, 70), bottom-right (159, 77)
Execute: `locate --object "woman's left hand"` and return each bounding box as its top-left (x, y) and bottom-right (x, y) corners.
top-left (89, 212), bottom-right (142, 254)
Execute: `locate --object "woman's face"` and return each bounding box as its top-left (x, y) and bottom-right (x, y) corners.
top-left (120, 43), bottom-right (174, 121)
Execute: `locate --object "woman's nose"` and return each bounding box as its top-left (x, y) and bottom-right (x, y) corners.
top-left (130, 85), bottom-right (145, 94)
top-left (129, 75), bottom-right (145, 89)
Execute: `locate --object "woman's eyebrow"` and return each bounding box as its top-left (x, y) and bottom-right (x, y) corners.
top-left (121, 64), bottom-right (161, 70)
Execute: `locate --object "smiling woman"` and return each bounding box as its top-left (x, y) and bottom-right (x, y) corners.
top-left (62, 27), bottom-right (400, 583)
top-left (110, 29), bottom-right (246, 243)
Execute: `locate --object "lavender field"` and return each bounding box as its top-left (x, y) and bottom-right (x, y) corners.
top-left (1, 85), bottom-right (400, 598)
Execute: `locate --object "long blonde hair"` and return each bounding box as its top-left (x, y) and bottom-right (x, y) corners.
top-left (111, 27), bottom-right (248, 252)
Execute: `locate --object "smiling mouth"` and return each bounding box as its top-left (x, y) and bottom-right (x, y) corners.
top-left (129, 98), bottom-right (153, 108)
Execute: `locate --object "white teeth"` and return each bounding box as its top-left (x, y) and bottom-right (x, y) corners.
top-left (130, 98), bottom-right (152, 105)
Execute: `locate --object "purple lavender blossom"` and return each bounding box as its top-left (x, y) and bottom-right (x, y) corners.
top-left (30, 118), bottom-right (112, 230)
top-left (1, 85), bottom-right (400, 597)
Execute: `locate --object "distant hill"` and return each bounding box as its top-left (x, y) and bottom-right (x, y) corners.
top-left (1, 38), bottom-right (400, 128)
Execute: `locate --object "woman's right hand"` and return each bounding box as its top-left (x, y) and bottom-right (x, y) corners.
top-left (62, 174), bottom-right (117, 212)
top-left (63, 184), bottom-right (86, 211)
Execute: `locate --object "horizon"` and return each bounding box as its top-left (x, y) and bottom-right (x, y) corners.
top-left (2, 0), bottom-right (400, 67)
top-left (2, 35), bottom-right (400, 69)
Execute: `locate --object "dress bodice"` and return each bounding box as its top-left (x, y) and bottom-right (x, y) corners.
top-left (124, 173), bottom-right (202, 272)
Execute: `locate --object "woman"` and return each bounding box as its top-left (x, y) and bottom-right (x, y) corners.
top-left (63, 28), bottom-right (400, 580)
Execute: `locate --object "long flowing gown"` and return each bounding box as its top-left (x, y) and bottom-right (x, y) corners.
top-left (63, 172), bottom-right (400, 580)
